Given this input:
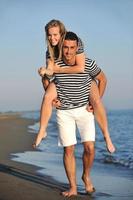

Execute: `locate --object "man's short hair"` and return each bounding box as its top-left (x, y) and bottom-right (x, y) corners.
top-left (65, 31), bottom-right (79, 44)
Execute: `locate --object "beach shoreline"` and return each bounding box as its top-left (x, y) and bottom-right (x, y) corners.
top-left (0, 113), bottom-right (64, 200)
top-left (0, 112), bottom-right (133, 200)
top-left (0, 112), bottom-right (94, 200)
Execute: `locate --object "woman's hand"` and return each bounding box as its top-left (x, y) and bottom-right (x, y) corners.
top-left (38, 67), bottom-right (46, 77)
top-left (53, 63), bottom-right (61, 73)
top-left (38, 67), bottom-right (53, 77)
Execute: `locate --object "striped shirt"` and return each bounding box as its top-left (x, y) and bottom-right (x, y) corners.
top-left (54, 58), bottom-right (101, 110)
top-left (77, 37), bottom-right (84, 54)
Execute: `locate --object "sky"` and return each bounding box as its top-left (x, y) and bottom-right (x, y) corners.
top-left (0, 0), bottom-right (133, 112)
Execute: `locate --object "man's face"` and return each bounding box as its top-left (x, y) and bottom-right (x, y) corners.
top-left (62, 40), bottom-right (78, 62)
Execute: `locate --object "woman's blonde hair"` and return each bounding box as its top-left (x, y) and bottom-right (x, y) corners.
top-left (45, 19), bottom-right (67, 60)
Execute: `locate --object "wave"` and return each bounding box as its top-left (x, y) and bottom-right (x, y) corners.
top-left (103, 154), bottom-right (133, 169)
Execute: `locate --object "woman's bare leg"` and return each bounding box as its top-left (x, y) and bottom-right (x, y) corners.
top-left (33, 82), bottom-right (57, 148)
top-left (88, 81), bottom-right (115, 153)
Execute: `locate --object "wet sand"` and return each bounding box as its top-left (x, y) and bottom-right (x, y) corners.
top-left (0, 113), bottom-right (93, 200)
top-left (0, 113), bottom-right (133, 200)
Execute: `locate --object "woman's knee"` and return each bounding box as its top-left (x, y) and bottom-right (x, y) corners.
top-left (90, 96), bottom-right (101, 107)
top-left (44, 83), bottom-right (57, 102)
top-left (90, 82), bottom-right (101, 107)
top-left (42, 77), bottom-right (50, 90)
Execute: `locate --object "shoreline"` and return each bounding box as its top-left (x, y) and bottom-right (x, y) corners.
top-left (0, 112), bottom-right (133, 200)
top-left (0, 113), bottom-right (93, 200)
top-left (0, 113), bottom-right (63, 200)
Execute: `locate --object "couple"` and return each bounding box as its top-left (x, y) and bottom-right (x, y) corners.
top-left (33, 20), bottom-right (115, 197)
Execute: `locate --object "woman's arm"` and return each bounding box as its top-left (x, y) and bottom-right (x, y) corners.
top-left (53, 53), bottom-right (85, 73)
top-left (38, 59), bottom-right (54, 90)
top-left (39, 52), bottom-right (85, 90)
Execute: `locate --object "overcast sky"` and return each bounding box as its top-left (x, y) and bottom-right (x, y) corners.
top-left (0, 0), bottom-right (133, 112)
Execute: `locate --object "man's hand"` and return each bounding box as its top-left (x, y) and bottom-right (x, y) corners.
top-left (52, 98), bottom-right (61, 108)
top-left (86, 103), bottom-right (94, 112)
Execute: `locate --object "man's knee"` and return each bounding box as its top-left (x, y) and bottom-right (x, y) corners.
top-left (64, 145), bottom-right (75, 157)
top-left (83, 142), bottom-right (95, 154)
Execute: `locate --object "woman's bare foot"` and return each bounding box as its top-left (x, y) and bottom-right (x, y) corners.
top-left (61, 187), bottom-right (77, 197)
top-left (32, 130), bottom-right (47, 148)
top-left (104, 136), bottom-right (116, 153)
top-left (82, 174), bottom-right (95, 194)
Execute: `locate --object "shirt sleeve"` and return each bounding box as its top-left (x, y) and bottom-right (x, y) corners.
top-left (76, 37), bottom-right (84, 54)
top-left (86, 59), bottom-right (101, 78)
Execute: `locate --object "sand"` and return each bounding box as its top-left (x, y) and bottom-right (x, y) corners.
top-left (0, 113), bottom-right (93, 200)
top-left (0, 113), bottom-right (133, 200)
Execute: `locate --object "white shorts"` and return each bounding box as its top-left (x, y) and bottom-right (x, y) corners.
top-left (56, 105), bottom-right (95, 147)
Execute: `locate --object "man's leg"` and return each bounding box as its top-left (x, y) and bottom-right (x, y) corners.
top-left (75, 106), bottom-right (95, 193)
top-left (82, 141), bottom-right (95, 193)
top-left (62, 145), bottom-right (77, 197)
top-left (56, 109), bottom-right (77, 196)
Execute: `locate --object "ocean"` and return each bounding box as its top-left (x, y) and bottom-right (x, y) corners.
top-left (11, 109), bottom-right (133, 196)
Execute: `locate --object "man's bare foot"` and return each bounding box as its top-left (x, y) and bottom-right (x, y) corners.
top-left (104, 137), bottom-right (116, 153)
top-left (32, 130), bottom-right (47, 148)
top-left (61, 187), bottom-right (77, 197)
top-left (82, 174), bottom-right (95, 194)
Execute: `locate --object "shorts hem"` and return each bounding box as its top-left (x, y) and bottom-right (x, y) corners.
top-left (58, 142), bottom-right (77, 147)
top-left (81, 139), bottom-right (95, 143)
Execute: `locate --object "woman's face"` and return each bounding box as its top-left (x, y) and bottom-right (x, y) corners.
top-left (48, 26), bottom-right (61, 46)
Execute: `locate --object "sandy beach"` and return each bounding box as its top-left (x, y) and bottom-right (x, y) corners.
top-left (0, 113), bottom-right (95, 200)
top-left (0, 113), bottom-right (63, 200)
top-left (0, 113), bottom-right (133, 200)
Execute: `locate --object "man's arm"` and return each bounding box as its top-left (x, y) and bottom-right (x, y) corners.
top-left (95, 71), bottom-right (107, 98)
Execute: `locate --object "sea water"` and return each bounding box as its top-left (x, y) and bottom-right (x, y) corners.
top-left (11, 109), bottom-right (133, 195)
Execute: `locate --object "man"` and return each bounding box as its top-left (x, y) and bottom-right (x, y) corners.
top-left (38, 31), bottom-right (107, 197)
top-left (51, 32), bottom-right (106, 197)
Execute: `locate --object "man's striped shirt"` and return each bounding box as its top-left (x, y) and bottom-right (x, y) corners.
top-left (54, 58), bottom-right (101, 110)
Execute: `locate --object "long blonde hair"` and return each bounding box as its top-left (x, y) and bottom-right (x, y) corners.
top-left (45, 19), bottom-right (67, 61)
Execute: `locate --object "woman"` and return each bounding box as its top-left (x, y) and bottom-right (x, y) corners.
top-left (33, 19), bottom-right (115, 153)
